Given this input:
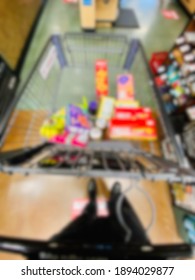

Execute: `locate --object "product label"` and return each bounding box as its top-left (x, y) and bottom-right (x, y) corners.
top-left (191, 82), bottom-right (195, 93)
top-left (96, 60), bottom-right (109, 98)
top-left (186, 106), bottom-right (195, 120)
top-left (97, 96), bottom-right (115, 121)
top-left (185, 32), bottom-right (195, 43)
top-left (189, 64), bottom-right (195, 72)
top-left (176, 36), bottom-right (185, 45)
top-left (160, 74), bottom-right (167, 81)
top-left (117, 74), bottom-right (135, 100)
top-left (157, 66), bottom-right (166, 74)
top-left (39, 46), bottom-right (57, 79)
top-left (184, 53), bottom-right (195, 62)
top-left (188, 74), bottom-right (195, 83)
top-left (181, 64), bottom-right (190, 76)
top-left (180, 44), bottom-right (191, 53)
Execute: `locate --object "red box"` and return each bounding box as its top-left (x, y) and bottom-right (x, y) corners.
top-left (114, 107), bottom-right (152, 121)
top-left (150, 52), bottom-right (168, 75)
top-left (95, 60), bottom-right (109, 98)
top-left (108, 118), bottom-right (157, 141)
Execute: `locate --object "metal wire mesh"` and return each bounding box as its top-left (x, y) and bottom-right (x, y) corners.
top-left (0, 33), bottom-right (178, 178)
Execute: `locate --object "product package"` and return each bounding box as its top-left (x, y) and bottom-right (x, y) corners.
top-left (117, 74), bottom-right (135, 100)
top-left (115, 100), bottom-right (140, 109)
top-left (97, 96), bottom-right (115, 121)
top-left (66, 104), bottom-right (90, 134)
top-left (95, 60), bottom-right (109, 99)
top-left (114, 107), bottom-right (152, 121)
top-left (108, 118), bottom-right (157, 141)
top-left (40, 108), bottom-right (66, 139)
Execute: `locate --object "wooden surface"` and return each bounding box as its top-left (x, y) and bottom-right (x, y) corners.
top-left (180, 0), bottom-right (195, 13)
top-left (0, 110), bottom-right (182, 259)
top-left (96, 0), bottom-right (118, 22)
top-left (0, 0), bottom-right (41, 69)
top-left (79, 0), bottom-right (118, 29)
top-left (79, 0), bottom-right (96, 29)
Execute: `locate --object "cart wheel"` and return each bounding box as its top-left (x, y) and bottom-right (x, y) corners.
top-left (88, 179), bottom-right (97, 201)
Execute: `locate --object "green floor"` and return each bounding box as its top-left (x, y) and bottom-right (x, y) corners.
top-left (17, 0), bottom-right (189, 112)
top-left (20, 0), bottom-right (188, 83)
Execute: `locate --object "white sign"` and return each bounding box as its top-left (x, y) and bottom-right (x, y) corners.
top-left (39, 46), bottom-right (57, 79)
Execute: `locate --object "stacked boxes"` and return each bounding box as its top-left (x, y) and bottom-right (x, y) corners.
top-left (108, 74), bottom-right (158, 141)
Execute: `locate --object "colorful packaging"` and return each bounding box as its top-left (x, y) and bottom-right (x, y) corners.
top-left (114, 107), bottom-right (152, 121)
top-left (155, 75), bottom-right (167, 87)
top-left (115, 100), bottom-right (140, 109)
top-left (108, 118), bottom-right (157, 141)
top-left (172, 49), bottom-right (183, 65)
top-left (117, 74), bottom-right (134, 100)
top-left (40, 105), bottom-right (90, 148)
top-left (186, 106), bottom-right (195, 121)
top-left (167, 65), bottom-right (180, 84)
top-left (50, 130), bottom-right (89, 148)
top-left (40, 108), bottom-right (66, 139)
top-left (97, 96), bottom-right (115, 121)
top-left (66, 104), bottom-right (90, 134)
top-left (95, 60), bottom-right (109, 98)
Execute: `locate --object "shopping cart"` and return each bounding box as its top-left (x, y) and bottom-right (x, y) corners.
top-left (0, 33), bottom-right (193, 259)
top-left (0, 33), bottom-right (194, 183)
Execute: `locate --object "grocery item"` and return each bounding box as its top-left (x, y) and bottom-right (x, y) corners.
top-left (79, 96), bottom-right (88, 112)
top-left (108, 118), bottom-right (157, 141)
top-left (186, 106), bottom-right (195, 121)
top-left (66, 104), bottom-right (90, 134)
top-left (95, 60), bottom-right (109, 99)
top-left (97, 96), bottom-right (115, 121)
top-left (50, 130), bottom-right (89, 148)
top-left (89, 100), bottom-right (98, 115)
top-left (183, 122), bottom-right (195, 159)
top-left (89, 127), bottom-right (102, 140)
top-left (185, 32), bottom-right (195, 44)
top-left (96, 118), bottom-right (107, 130)
top-left (117, 74), bottom-right (134, 100)
top-left (176, 36), bottom-right (185, 46)
top-left (114, 107), bottom-right (152, 121)
top-left (115, 100), bottom-right (140, 109)
top-left (40, 108), bottom-right (66, 139)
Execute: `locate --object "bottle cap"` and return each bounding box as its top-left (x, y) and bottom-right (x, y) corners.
top-left (90, 127), bottom-right (102, 140)
top-left (96, 118), bottom-right (107, 130)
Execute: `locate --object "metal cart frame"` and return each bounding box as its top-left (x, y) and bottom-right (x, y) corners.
top-left (0, 33), bottom-right (194, 183)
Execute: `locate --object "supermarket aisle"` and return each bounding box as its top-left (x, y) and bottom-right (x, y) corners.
top-left (0, 0), bottom-right (189, 259)
top-left (21, 0), bottom-right (188, 81)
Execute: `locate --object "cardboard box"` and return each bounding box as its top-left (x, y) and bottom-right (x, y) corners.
top-left (108, 118), bottom-right (157, 140)
top-left (115, 100), bottom-right (140, 109)
top-left (117, 74), bottom-right (134, 100)
top-left (114, 107), bottom-right (152, 121)
top-left (95, 60), bottom-right (109, 98)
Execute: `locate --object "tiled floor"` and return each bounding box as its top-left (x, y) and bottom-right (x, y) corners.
top-left (16, 0), bottom-right (189, 113)
top-left (20, 0), bottom-right (188, 82)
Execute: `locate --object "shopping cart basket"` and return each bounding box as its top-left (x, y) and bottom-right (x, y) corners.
top-left (0, 33), bottom-right (194, 183)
